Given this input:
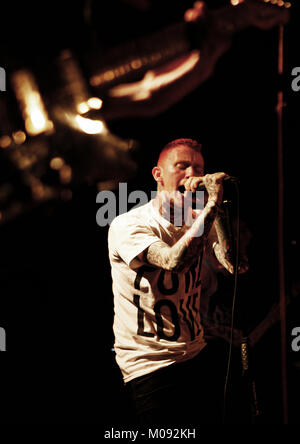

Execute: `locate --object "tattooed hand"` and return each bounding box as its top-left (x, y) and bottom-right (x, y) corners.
top-left (213, 241), bottom-right (234, 274)
top-left (203, 172), bottom-right (228, 206)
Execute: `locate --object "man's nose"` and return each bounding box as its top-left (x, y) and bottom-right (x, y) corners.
top-left (185, 166), bottom-right (195, 178)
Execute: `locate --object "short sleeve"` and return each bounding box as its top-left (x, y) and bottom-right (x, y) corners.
top-left (108, 213), bottom-right (159, 269)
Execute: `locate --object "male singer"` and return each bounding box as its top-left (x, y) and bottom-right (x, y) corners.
top-left (108, 139), bottom-right (246, 425)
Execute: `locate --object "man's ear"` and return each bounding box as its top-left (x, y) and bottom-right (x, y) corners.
top-left (152, 166), bottom-right (164, 186)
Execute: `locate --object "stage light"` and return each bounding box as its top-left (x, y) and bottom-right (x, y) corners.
top-left (77, 97), bottom-right (103, 114)
top-left (231, 0), bottom-right (244, 5)
top-left (12, 131), bottom-right (26, 145)
top-left (77, 102), bottom-right (90, 114)
top-left (59, 165), bottom-right (72, 184)
top-left (87, 97), bottom-right (102, 110)
top-left (11, 70), bottom-right (54, 136)
top-left (50, 157), bottom-right (65, 170)
top-left (0, 135), bottom-right (12, 149)
top-left (74, 115), bottom-right (106, 135)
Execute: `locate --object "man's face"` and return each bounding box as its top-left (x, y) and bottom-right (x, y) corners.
top-left (155, 145), bottom-right (205, 193)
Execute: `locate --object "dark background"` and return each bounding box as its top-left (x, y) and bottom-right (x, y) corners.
top-left (0, 0), bottom-right (299, 425)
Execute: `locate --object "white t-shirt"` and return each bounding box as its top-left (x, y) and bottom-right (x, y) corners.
top-left (108, 200), bottom-right (206, 383)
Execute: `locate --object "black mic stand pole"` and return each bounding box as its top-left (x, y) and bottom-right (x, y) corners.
top-left (277, 24), bottom-right (288, 425)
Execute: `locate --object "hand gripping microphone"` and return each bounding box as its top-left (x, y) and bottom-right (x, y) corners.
top-left (178, 176), bottom-right (239, 193)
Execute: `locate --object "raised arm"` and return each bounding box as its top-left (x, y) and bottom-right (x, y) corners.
top-left (145, 172), bottom-right (226, 272)
top-left (211, 214), bottom-right (235, 275)
top-left (207, 210), bottom-right (250, 275)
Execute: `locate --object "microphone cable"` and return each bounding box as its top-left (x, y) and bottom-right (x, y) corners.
top-left (222, 181), bottom-right (240, 424)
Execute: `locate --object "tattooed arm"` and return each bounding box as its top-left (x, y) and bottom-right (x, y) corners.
top-left (145, 173), bottom-right (225, 272)
top-left (212, 213), bottom-right (235, 274)
top-left (209, 208), bottom-right (250, 275)
top-left (145, 201), bottom-right (216, 272)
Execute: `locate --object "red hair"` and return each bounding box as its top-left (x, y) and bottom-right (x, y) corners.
top-left (157, 138), bottom-right (202, 165)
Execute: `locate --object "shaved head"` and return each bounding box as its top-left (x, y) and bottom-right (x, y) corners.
top-left (157, 138), bottom-right (202, 167)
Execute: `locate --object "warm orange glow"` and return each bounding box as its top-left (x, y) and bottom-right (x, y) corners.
top-left (266, 0), bottom-right (291, 5)
top-left (32, 183), bottom-right (45, 199)
top-left (77, 102), bottom-right (90, 114)
top-left (11, 70), bottom-right (54, 136)
top-left (74, 115), bottom-right (106, 134)
top-left (97, 180), bottom-right (119, 191)
top-left (58, 49), bottom-right (90, 112)
top-left (77, 98), bottom-right (103, 114)
top-left (87, 97), bottom-right (102, 110)
top-left (130, 59), bottom-right (143, 70)
top-left (56, 109), bottom-right (107, 135)
top-left (109, 51), bottom-right (200, 101)
top-left (50, 157), bottom-right (65, 170)
top-left (12, 131), bottom-right (26, 144)
top-left (0, 135), bottom-right (12, 148)
top-left (103, 70), bottom-right (115, 81)
top-left (230, 0), bottom-right (244, 5)
top-left (59, 165), bottom-right (72, 184)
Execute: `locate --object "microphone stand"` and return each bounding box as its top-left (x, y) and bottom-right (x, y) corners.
top-left (222, 189), bottom-right (262, 423)
top-left (240, 337), bottom-right (261, 424)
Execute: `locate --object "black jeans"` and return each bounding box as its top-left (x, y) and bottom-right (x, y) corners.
top-left (125, 340), bottom-right (227, 426)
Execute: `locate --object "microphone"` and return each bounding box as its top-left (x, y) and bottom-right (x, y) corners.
top-left (178, 176), bottom-right (239, 193)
